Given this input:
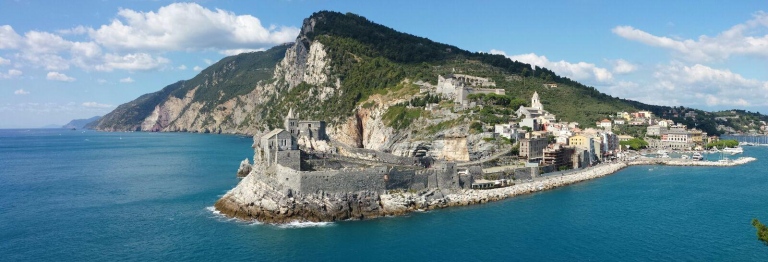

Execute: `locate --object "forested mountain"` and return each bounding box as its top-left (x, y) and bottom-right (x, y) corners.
top-left (92, 11), bottom-right (761, 141)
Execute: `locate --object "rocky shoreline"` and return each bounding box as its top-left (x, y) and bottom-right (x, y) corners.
top-left (214, 157), bottom-right (755, 224)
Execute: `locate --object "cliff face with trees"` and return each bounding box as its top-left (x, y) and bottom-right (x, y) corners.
top-left (92, 11), bottom-right (759, 143)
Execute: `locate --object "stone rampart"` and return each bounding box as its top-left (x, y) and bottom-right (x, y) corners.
top-left (300, 166), bottom-right (388, 193)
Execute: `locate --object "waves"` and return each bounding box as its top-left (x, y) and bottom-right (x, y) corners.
top-left (275, 221), bottom-right (334, 229)
top-left (205, 206), bottom-right (333, 228)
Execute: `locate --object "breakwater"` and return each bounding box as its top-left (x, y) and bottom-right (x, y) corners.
top-left (628, 157), bottom-right (756, 167)
top-left (215, 157), bottom-right (756, 224)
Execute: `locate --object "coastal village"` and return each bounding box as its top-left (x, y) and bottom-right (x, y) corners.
top-left (216, 73), bottom-right (756, 224)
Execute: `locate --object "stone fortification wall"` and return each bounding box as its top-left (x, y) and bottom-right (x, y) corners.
top-left (386, 169), bottom-right (428, 191)
top-left (270, 161), bottom-right (466, 194)
top-left (385, 164), bottom-right (466, 191)
top-left (300, 166), bottom-right (388, 194)
top-left (275, 164), bottom-right (303, 191)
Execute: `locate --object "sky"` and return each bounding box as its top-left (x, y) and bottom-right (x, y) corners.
top-left (1, 0), bottom-right (767, 128)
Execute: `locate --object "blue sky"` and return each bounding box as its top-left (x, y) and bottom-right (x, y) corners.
top-left (1, 0), bottom-right (767, 128)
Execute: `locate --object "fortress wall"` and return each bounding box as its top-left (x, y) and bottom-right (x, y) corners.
top-left (275, 164), bottom-right (303, 191)
top-left (429, 162), bottom-right (461, 189)
top-left (385, 169), bottom-right (428, 191)
top-left (300, 166), bottom-right (389, 194)
top-left (458, 174), bottom-right (473, 189)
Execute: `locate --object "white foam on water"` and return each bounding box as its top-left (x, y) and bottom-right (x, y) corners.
top-left (275, 221), bottom-right (334, 229)
top-left (246, 221), bottom-right (263, 226)
top-left (206, 206), bottom-right (235, 222)
top-left (206, 206), bottom-right (220, 215)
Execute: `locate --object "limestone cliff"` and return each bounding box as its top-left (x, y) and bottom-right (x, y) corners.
top-left (94, 12), bottom-right (517, 164)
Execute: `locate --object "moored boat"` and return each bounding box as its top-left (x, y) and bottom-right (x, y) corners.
top-left (692, 152), bottom-right (704, 161)
top-left (722, 147), bottom-right (743, 154)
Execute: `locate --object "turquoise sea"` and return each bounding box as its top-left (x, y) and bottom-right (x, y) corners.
top-left (1, 129), bottom-right (767, 261)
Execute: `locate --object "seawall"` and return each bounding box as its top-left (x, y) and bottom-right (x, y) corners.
top-left (628, 157), bottom-right (756, 167)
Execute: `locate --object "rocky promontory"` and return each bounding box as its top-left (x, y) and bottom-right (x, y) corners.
top-left (214, 162), bottom-right (629, 224)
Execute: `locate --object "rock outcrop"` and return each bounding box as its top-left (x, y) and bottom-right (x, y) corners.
top-left (236, 158), bottom-right (252, 178)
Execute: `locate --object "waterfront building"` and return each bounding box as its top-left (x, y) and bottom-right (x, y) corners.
top-left (543, 145), bottom-right (575, 168)
top-left (519, 137), bottom-right (548, 160)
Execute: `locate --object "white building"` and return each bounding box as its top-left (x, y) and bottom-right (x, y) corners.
top-left (598, 119), bottom-right (612, 130)
top-left (517, 92), bottom-right (557, 130)
top-left (494, 123), bottom-right (523, 141)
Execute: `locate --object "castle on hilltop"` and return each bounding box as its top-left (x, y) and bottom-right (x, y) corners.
top-left (436, 74), bottom-right (505, 108)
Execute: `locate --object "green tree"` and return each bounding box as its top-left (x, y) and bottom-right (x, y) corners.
top-left (469, 121), bottom-right (484, 133)
top-left (752, 218), bottom-right (768, 246)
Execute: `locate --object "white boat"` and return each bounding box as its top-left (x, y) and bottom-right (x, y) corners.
top-left (681, 155), bottom-right (690, 160)
top-left (692, 152), bottom-right (704, 161)
top-left (722, 147), bottom-right (743, 154)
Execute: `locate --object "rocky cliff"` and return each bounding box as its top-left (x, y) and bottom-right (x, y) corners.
top-left (93, 12), bottom-right (510, 159)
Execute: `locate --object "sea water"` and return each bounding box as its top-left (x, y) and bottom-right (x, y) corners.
top-left (1, 129), bottom-right (767, 261)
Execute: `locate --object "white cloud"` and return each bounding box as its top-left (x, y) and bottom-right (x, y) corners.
top-left (46, 71), bottom-right (76, 82)
top-left (57, 25), bottom-right (88, 35)
top-left (624, 62), bottom-right (768, 108)
top-left (0, 56), bottom-right (9, 66)
top-left (24, 31), bottom-right (72, 54)
top-left (13, 89), bottom-right (29, 95)
top-left (193, 66), bottom-right (203, 71)
top-left (89, 3), bottom-right (299, 52)
top-left (96, 53), bottom-right (169, 71)
top-left (612, 11), bottom-right (768, 62)
top-left (177, 64), bottom-right (187, 70)
top-left (203, 59), bottom-right (213, 65)
top-left (82, 102), bottom-right (113, 108)
top-left (610, 59), bottom-right (637, 74)
top-left (490, 50), bottom-right (613, 84)
top-left (0, 3), bottom-right (297, 75)
top-left (69, 41), bottom-right (103, 69)
top-left (219, 48), bottom-right (266, 56)
top-left (17, 52), bottom-right (69, 70)
top-left (97, 79), bottom-right (107, 84)
top-left (0, 69), bottom-right (22, 79)
top-left (0, 25), bottom-right (22, 49)
top-left (119, 77), bottom-right (134, 83)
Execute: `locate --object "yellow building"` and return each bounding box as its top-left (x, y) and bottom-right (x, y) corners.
top-left (689, 129), bottom-right (704, 145)
top-left (569, 134), bottom-right (588, 147)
